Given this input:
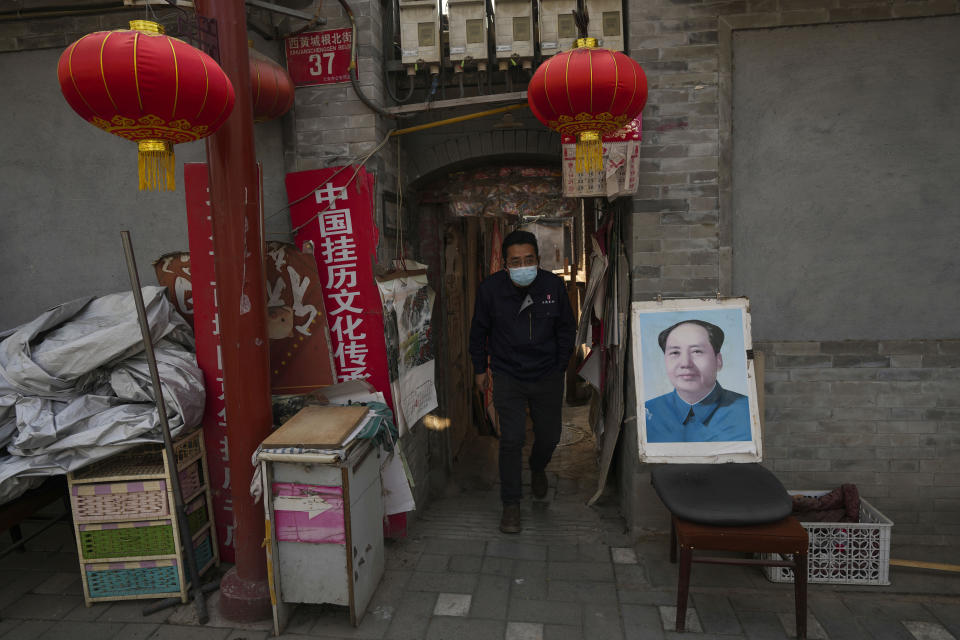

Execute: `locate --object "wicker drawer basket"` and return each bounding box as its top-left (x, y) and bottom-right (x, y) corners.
top-left (71, 480), bottom-right (169, 522)
top-left (70, 430), bottom-right (218, 605)
top-left (77, 495), bottom-right (209, 560)
top-left (85, 559), bottom-right (182, 599)
top-left (79, 521), bottom-right (176, 560)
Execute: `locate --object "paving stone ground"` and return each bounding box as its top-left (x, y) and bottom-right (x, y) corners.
top-left (1, 410), bottom-right (957, 639)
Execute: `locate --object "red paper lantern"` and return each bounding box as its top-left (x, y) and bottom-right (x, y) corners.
top-left (528, 38), bottom-right (647, 173)
top-left (249, 45), bottom-right (295, 123)
top-left (57, 20), bottom-right (235, 191)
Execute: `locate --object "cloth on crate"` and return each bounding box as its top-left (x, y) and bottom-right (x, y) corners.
top-left (791, 484), bottom-right (860, 523)
top-left (0, 287), bottom-right (204, 506)
top-left (355, 401), bottom-right (397, 452)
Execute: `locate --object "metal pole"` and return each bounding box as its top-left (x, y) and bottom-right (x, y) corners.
top-left (192, 0), bottom-right (273, 622)
top-left (120, 231), bottom-right (208, 625)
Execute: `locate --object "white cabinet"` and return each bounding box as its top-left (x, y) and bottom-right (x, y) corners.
top-left (260, 440), bottom-right (384, 634)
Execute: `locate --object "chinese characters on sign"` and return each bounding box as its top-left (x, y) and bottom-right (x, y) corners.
top-left (286, 167), bottom-right (393, 408)
top-left (264, 242), bottom-right (337, 394)
top-left (285, 28), bottom-right (355, 87)
top-left (184, 163), bottom-right (235, 563)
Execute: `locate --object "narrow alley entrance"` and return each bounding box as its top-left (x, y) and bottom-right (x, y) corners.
top-left (397, 163), bottom-right (617, 527)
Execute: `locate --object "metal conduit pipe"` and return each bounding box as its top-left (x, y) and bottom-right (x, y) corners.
top-left (385, 68), bottom-right (416, 104)
top-left (389, 102), bottom-right (527, 137)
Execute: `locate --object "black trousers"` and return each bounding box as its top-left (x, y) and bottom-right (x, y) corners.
top-left (492, 370), bottom-right (564, 505)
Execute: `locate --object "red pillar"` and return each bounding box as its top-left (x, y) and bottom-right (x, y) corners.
top-left (193, 0), bottom-right (273, 622)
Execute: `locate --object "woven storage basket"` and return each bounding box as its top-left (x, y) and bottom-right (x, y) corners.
top-left (85, 559), bottom-right (181, 598)
top-left (79, 520), bottom-right (175, 559)
top-left (194, 531), bottom-right (215, 570)
top-left (174, 430), bottom-right (203, 468)
top-left (179, 462), bottom-right (203, 499)
top-left (763, 490), bottom-right (893, 586)
top-left (186, 495), bottom-right (209, 536)
top-left (72, 480), bottom-right (169, 522)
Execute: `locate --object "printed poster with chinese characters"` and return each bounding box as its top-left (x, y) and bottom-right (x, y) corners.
top-left (285, 28), bottom-right (355, 87)
top-left (286, 166), bottom-right (394, 409)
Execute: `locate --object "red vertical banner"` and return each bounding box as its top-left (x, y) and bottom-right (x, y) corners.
top-left (184, 163), bottom-right (235, 563)
top-left (285, 167), bottom-right (393, 408)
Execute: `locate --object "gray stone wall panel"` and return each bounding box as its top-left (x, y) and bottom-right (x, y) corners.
top-left (624, 0), bottom-right (960, 549)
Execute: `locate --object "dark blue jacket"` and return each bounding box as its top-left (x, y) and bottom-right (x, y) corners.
top-left (469, 269), bottom-right (576, 381)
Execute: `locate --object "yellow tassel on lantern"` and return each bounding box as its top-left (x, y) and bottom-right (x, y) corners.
top-left (575, 131), bottom-right (604, 174)
top-left (138, 140), bottom-right (175, 191)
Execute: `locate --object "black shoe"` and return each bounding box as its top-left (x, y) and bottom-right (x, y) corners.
top-left (500, 504), bottom-right (521, 533)
top-left (532, 470), bottom-right (548, 499)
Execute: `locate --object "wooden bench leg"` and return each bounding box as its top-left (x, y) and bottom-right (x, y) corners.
top-left (670, 518), bottom-right (677, 564)
top-left (676, 545), bottom-right (692, 632)
top-left (794, 552), bottom-right (807, 639)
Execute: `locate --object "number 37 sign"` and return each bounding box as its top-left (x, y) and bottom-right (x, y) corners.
top-left (285, 28), bottom-right (356, 87)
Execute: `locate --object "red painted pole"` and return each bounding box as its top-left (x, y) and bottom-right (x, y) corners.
top-left (192, 0), bottom-right (273, 622)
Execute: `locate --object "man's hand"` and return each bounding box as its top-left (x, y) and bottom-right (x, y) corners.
top-left (475, 372), bottom-right (490, 393)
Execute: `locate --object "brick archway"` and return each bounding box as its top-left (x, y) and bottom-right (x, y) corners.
top-left (402, 127), bottom-right (561, 188)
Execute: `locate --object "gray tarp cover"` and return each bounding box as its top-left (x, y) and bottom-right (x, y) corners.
top-left (0, 286), bottom-right (205, 505)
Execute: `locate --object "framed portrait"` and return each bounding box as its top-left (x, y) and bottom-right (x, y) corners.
top-left (631, 297), bottom-right (762, 463)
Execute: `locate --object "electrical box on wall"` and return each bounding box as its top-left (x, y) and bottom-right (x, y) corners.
top-left (538, 0), bottom-right (577, 58)
top-left (585, 0), bottom-right (623, 51)
top-left (447, 0), bottom-right (490, 71)
top-left (399, 0), bottom-right (441, 74)
top-left (493, 0), bottom-right (534, 69)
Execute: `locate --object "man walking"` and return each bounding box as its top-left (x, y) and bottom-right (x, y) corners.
top-left (469, 230), bottom-right (576, 533)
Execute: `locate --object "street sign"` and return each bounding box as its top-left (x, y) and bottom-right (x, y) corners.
top-left (285, 28), bottom-right (355, 87)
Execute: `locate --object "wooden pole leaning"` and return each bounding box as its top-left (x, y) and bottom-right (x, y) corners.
top-left (120, 230), bottom-right (209, 625)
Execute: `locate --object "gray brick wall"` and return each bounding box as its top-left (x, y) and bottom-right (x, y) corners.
top-left (626, 0), bottom-right (960, 300)
top-left (759, 339), bottom-right (960, 547)
top-left (291, 0), bottom-right (392, 172)
top-left (620, 0), bottom-right (960, 548)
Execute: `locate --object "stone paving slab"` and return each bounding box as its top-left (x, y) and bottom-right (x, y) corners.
top-left (36, 620), bottom-right (125, 640)
top-left (384, 589), bottom-right (437, 640)
top-left (449, 554), bottom-right (483, 573)
top-left (581, 602), bottom-right (625, 640)
top-left (510, 574), bottom-right (549, 601)
top-left (735, 610), bottom-right (793, 639)
top-left (548, 560), bottom-right (614, 582)
top-left (0, 620), bottom-right (56, 640)
top-left (547, 580), bottom-right (617, 604)
top-left (0, 593), bottom-right (81, 620)
top-left (117, 623), bottom-right (163, 640)
top-left (808, 598), bottom-right (868, 640)
top-left (406, 571), bottom-right (478, 593)
top-left (414, 554), bottom-right (450, 573)
top-left (621, 603), bottom-right (665, 640)
top-left (470, 574), bottom-right (510, 620)
top-left (543, 622), bottom-right (580, 640)
top-left (927, 602), bottom-right (960, 637)
top-left (508, 599), bottom-right (582, 627)
top-left (424, 616), bottom-right (505, 640)
top-left (691, 593), bottom-right (743, 635)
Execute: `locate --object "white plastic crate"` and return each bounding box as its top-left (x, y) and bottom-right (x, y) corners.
top-left (763, 490), bottom-right (893, 586)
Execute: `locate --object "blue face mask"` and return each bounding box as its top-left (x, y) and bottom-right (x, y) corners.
top-left (508, 265), bottom-right (537, 287)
